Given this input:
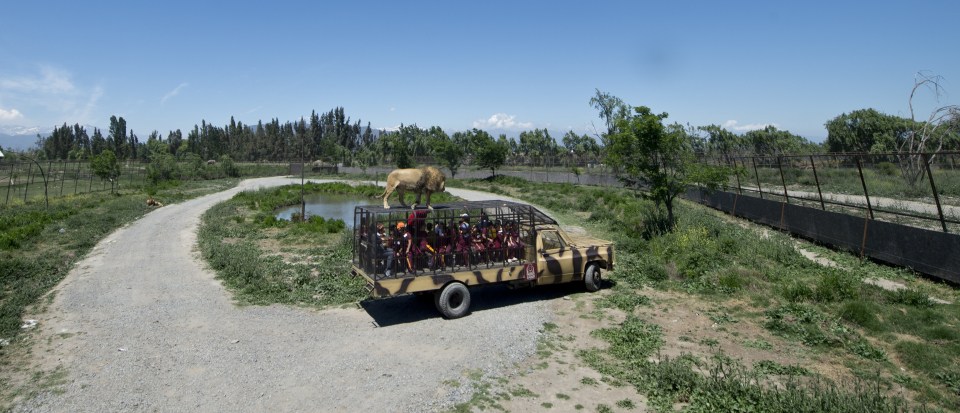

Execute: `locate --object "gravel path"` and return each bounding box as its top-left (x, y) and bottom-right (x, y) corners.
top-left (16, 177), bottom-right (551, 413)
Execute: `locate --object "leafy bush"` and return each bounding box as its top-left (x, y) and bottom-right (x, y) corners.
top-left (147, 151), bottom-right (178, 184)
top-left (219, 155), bottom-right (240, 177)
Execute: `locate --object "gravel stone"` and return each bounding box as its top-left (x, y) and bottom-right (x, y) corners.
top-left (15, 177), bottom-right (552, 413)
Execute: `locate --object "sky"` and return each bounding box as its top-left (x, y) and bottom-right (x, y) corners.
top-left (0, 1), bottom-right (958, 147)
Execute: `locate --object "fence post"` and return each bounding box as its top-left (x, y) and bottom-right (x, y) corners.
top-left (24, 161), bottom-right (32, 203)
top-left (777, 156), bottom-right (789, 204)
top-left (752, 157), bottom-right (763, 199)
top-left (731, 158), bottom-right (742, 195)
top-left (4, 161), bottom-right (12, 206)
top-left (855, 156), bottom-right (873, 220)
top-left (59, 160), bottom-right (66, 196)
top-left (3, 161), bottom-right (14, 205)
top-left (809, 155), bottom-right (825, 210)
top-left (923, 153), bottom-right (948, 233)
top-left (74, 160), bottom-right (81, 195)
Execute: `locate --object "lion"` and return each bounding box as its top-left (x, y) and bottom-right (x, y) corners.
top-left (379, 166), bottom-right (446, 210)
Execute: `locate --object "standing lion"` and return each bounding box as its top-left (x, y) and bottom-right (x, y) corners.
top-left (379, 166), bottom-right (446, 209)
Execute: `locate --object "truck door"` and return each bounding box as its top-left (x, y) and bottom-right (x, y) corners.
top-left (537, 229), bottom-right (574, 281)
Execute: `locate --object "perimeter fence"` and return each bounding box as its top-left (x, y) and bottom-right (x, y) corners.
top-left (699, 151), bottom-right (960, 234)
top-left (0, 159), bottom-right (290, 206)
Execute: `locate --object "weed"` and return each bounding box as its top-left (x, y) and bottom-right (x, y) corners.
top-left (540, 402), bottom-right (553, 408)
top-left (616, 398), bottom-right (636, 409)
top-left (580, 377), bottom-right (599, 386)
top-left (742, 338), bottom-right (773, 350)
top-left (753, 360), bottom-right (810, 376)
top-left (596, 291), bottom-right (651, 312)
top-left (555, 393), bottom-right (570, 400)
top-left (591, 316), bottom-right (664, 361)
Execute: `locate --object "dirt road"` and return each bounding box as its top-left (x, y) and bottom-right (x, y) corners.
top-left (14, 178), bottom-right (552, 412)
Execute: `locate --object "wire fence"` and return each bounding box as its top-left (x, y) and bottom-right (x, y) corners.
top-left (7, 152), bottom-right (959, 234)
top-left (700, 151), bottom-right (960, 234)
top-left (0, 159), bottom-right (291, 207)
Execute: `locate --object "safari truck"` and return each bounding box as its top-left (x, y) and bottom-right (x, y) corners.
top-left (351, 200), bottom-right (614, 318)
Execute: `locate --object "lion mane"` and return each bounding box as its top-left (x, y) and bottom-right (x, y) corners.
top-left (379, 166), bottom-right (447, 209)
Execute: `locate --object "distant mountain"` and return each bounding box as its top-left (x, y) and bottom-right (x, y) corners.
top-left (0, 124), bottom-right (104, 151)
top-left (0, 132), bottom-right (40, 151)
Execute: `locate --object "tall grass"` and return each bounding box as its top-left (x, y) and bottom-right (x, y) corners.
top-left (455, 175), bottom-right (960, 412)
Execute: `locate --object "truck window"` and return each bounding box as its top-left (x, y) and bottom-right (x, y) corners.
top-left (540, 230), bottom-right (565, 251)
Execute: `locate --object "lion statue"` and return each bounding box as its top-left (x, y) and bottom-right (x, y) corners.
top-left (379, 166), bottom-right (446, 210)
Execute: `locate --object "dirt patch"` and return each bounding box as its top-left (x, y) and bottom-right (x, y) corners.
top-left (494, 291), bottom-right (647, 412)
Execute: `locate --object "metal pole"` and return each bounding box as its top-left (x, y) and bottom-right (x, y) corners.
top-left (810, 155), bottom-right (825, 210)
top-left (855, 156), bottom-right (873, 220)
top-left (923, 153), bottom-right (948, 232)
top-left (4, 160), bottom-right (12, 206)
top-left (59, 160), bottom-right (66, 196)
top-left (732, 158), bottom-right (742, 196)
top-left (24, 161), bottom-right (32, 203)
top-left (777, 156), bottom-right (789, 204)
top-left (752, 157), bottom-right (763, 199)
top-left (74, 160), bottom-right (81, 195)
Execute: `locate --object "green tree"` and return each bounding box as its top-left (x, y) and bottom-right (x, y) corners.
top-left (475, 132), bottom-right (508, 177)
top-left (432, 136), bottom-right (464, 178)
top-left (108, 116), bottom-right (128, 159)
top-left (91, 149), bottom-right (121, 193)
top-left (608, 106), bottom-right (728, 229)
top-left (824, 109), bottom-right (911, 153)
top-left (744, 126), bottom-right (819, 156)
top-left (146, 140), bottom-right (178, 184)
top-left (589, 89), bottom-right (630, 148)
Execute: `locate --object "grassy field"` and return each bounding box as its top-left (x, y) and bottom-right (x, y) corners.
top-left (3, 169), bottom-right (958, 411)
top-left (455, 176), bottom-right (960, 412)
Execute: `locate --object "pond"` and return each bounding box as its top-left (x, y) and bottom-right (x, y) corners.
top-left (274, 193), bottom-right (373, 227)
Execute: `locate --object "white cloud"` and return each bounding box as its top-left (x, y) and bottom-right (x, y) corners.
top-left (722, 120), bottom-right (777, 132)
top-left (0, 65), bottom-right (108, 129)
top-left (0, 108), bottom-right (24, 122)
top-left (160, 82), bottom-right (189, 105)
top-left (0, 66), bottom-right (75, 94)
top-left (72, 85), bottom-right (103, 124)
top-left (472, 113), bottom-right (534, 130)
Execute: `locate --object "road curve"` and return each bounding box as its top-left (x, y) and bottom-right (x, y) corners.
top-left (15, 177), bottom-right (550, 413)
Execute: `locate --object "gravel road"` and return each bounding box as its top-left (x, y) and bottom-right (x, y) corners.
top-left (16, 177), bottom-right (552, 413)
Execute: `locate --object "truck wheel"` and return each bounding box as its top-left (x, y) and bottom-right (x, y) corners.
top-left (584, 264), bottom-right (601, 292)
top-left (434, 282), bottom-right (471, 319)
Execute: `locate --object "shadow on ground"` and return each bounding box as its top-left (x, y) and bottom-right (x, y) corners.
top-left (358, 281), bottom-right (609, 327)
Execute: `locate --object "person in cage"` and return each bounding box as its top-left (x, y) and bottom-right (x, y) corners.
top-left (398, 221), bottom-right (417, 274)
top-left (456, 217), bottom-right (472, 267)
top-left (375, 222), bottom-right (395, 277)
top-left (471, 226), bottom-right (488, 264)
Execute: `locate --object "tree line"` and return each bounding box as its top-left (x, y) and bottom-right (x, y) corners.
top-left (15, 81), bottom-right (960, 175)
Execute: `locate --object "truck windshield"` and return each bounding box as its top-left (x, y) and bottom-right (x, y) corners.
top-left (540, 230), bottom-right (566, 251)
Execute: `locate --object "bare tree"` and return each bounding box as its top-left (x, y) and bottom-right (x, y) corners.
top-left (899, 72), bottom-right (959, 186)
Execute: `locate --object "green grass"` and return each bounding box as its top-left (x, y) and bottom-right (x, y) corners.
top-left (454, 175), bottom-right (960, 412)
top-left (198, 183), bottom-right (379, 307)
top-left (0, 179), bottom-right (239, 341)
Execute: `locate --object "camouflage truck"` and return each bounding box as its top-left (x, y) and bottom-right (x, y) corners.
top-left (351, 200), bottom-right (614, 318)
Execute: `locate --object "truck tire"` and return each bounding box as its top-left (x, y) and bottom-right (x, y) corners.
top-left (434, 282), bottom-right (471, 319)
top-left (584, 264), bottom-right (601, 292)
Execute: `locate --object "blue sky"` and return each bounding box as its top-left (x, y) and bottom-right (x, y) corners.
top-left (0, 1), bottom-right (957, 145)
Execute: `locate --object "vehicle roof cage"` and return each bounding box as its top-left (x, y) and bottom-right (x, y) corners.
top-left (352, 201), bottom-right (552, 280)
